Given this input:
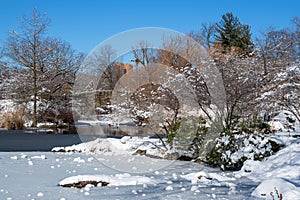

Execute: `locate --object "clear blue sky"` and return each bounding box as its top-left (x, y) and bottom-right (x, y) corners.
top-left (0, 0), bottom-right (299, 54)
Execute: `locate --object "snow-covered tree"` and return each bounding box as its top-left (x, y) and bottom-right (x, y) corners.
top-left (260, 63), bottom-right (300, 123)
top-left (211, 49), bottom-right (265, 132)
top-left (256, 28), bottom-right (297, 76)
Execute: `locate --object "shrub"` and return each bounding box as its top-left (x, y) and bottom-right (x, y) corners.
top-left (203, 133), bottom-right (284, 171)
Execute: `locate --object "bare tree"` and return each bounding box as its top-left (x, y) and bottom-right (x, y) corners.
top-left (87, 45), bottom-right (117, 90)
top-left (188, 22), bottom-right (216, 50)
top-left (38, 38), bottom-right (83, 123)
top-left (5, 8), bottom-right (50, 126)
top-left (127, 37), bottom-right (220, 152)
top-left (131, 41), bottom-right (157, 68)
top-left (4, 8), bottom-right (83, 126)
top-left (256, 27), bottom-right (297, 76)
top-left (292, 16), bottom-right (300, 60)
top-left (158, 35), bottom-right (213, 121)
top-left (0, 50), bottom-right (9, 99)
top-left (277, 65), bottom-right (300, 122)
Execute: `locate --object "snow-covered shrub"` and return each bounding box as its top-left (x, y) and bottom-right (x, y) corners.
top-left (38, 105), bottom-right (75, 127)
top-left (129, 107), bottom-right (151, 126)
top-left (204, 132), bottom-right (284, 171)
top-left (41, 108), bottom-right (57, 123)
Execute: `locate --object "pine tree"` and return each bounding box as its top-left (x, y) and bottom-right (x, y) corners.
top-left (215, 12), bottom-right (254, 55)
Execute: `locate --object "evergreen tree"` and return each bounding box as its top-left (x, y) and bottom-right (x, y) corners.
top-left (215, 12), bottom-right (254, 55)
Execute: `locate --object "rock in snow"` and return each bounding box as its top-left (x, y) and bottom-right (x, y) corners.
top-left (59, 174), bottom-right (160, 188)
top-left (252, 178), bottom-right (300, 199)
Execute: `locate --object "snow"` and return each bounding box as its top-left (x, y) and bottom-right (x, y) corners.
top-left (52, 136), bottom-right (169, 158)
top-left (236, 136), bottom-right (300, 199)
top-left (28, 160), bottom-right (33, 166)
top-left (10, 156), bottom-right (17, 160)
top-left (37, 192), bottom-right (44, 197)
top-left (59, 173), bottom-right (160, 187)
top-left (31, 155), bottom-right (47, 159)
top-left (1, 126), bottom-right (300, 199)
top-left (50, 129), bottom-right (300, 198)
top-left (238, 138), bottom-right (300, 181)
top-left (52, 136), bottom-right (177, 173)
top-left (252, 178), bottom-right (300, 200)
top-left (165, 186), bottom-right (174, 191)
top-left (268, 120), bottom-right (285, 131)
top-left (0, 99), bottom-right (15, 113)
top-left (0, 151), bottom-right (257, 199)
top-left (52, 138), bottom-right (127, 155)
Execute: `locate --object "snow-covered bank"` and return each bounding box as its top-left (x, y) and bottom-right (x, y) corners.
top-left (52, 136), bottom-right (170, 158)
top-left (236, 135), bottom-right (300, 199)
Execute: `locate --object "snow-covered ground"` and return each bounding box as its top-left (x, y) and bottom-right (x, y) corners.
top-left (0, 151), bottom-right (258, 200)
top-left (1, 130), bottom-right (300, 199)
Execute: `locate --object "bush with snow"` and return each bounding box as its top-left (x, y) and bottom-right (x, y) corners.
top-left (204, 133), bottom-right (284, 171)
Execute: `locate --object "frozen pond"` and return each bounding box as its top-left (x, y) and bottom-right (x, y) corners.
top-left (0, 151), bottom-right (260, 200)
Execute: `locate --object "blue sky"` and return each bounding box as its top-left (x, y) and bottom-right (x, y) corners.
top-left (0, 0), bottom-right (299, 54)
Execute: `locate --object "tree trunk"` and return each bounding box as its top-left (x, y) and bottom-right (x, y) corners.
top-left (32, 70), bottom-right (37, 127)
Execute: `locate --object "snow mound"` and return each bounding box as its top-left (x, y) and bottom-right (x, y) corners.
top-left (268, 120), bottom-right (285, 132)
top-left (52, 136), bottom-right (169, 157)
top-left (181, 171), bottom-right (235, 183)
top-left (59, 173), bottom-right (159, 187)
top-left (251, 178), bottom-right (300, 200)
top-left (237, 138), bottom-right (300, 199)
top-left (238, 140), bottom-right (300, 181)
top-left (52, 138), bottom-right (126, 155)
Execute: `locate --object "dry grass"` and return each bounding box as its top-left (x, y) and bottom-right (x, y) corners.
top-left (2, 107), bottom-right (25, 130)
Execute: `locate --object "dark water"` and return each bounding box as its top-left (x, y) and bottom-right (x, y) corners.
top-left (0, 123), bottom-right (160, 152)
top-left (0, 130), bottom-right (97, 152)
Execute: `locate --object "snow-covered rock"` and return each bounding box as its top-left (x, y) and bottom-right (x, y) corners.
top-left (181, 171), bottom-right (235, 183)
top-left (268, 120), bottom-right (285, 132)
top-left (59, 174), bottom-right (160, 187)
top-left (52, 138), bottom-right (125, 155)
top-left (252, 178), bottom-right (300, 200)
top-left (52, 136), bottom-right (169, 158)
